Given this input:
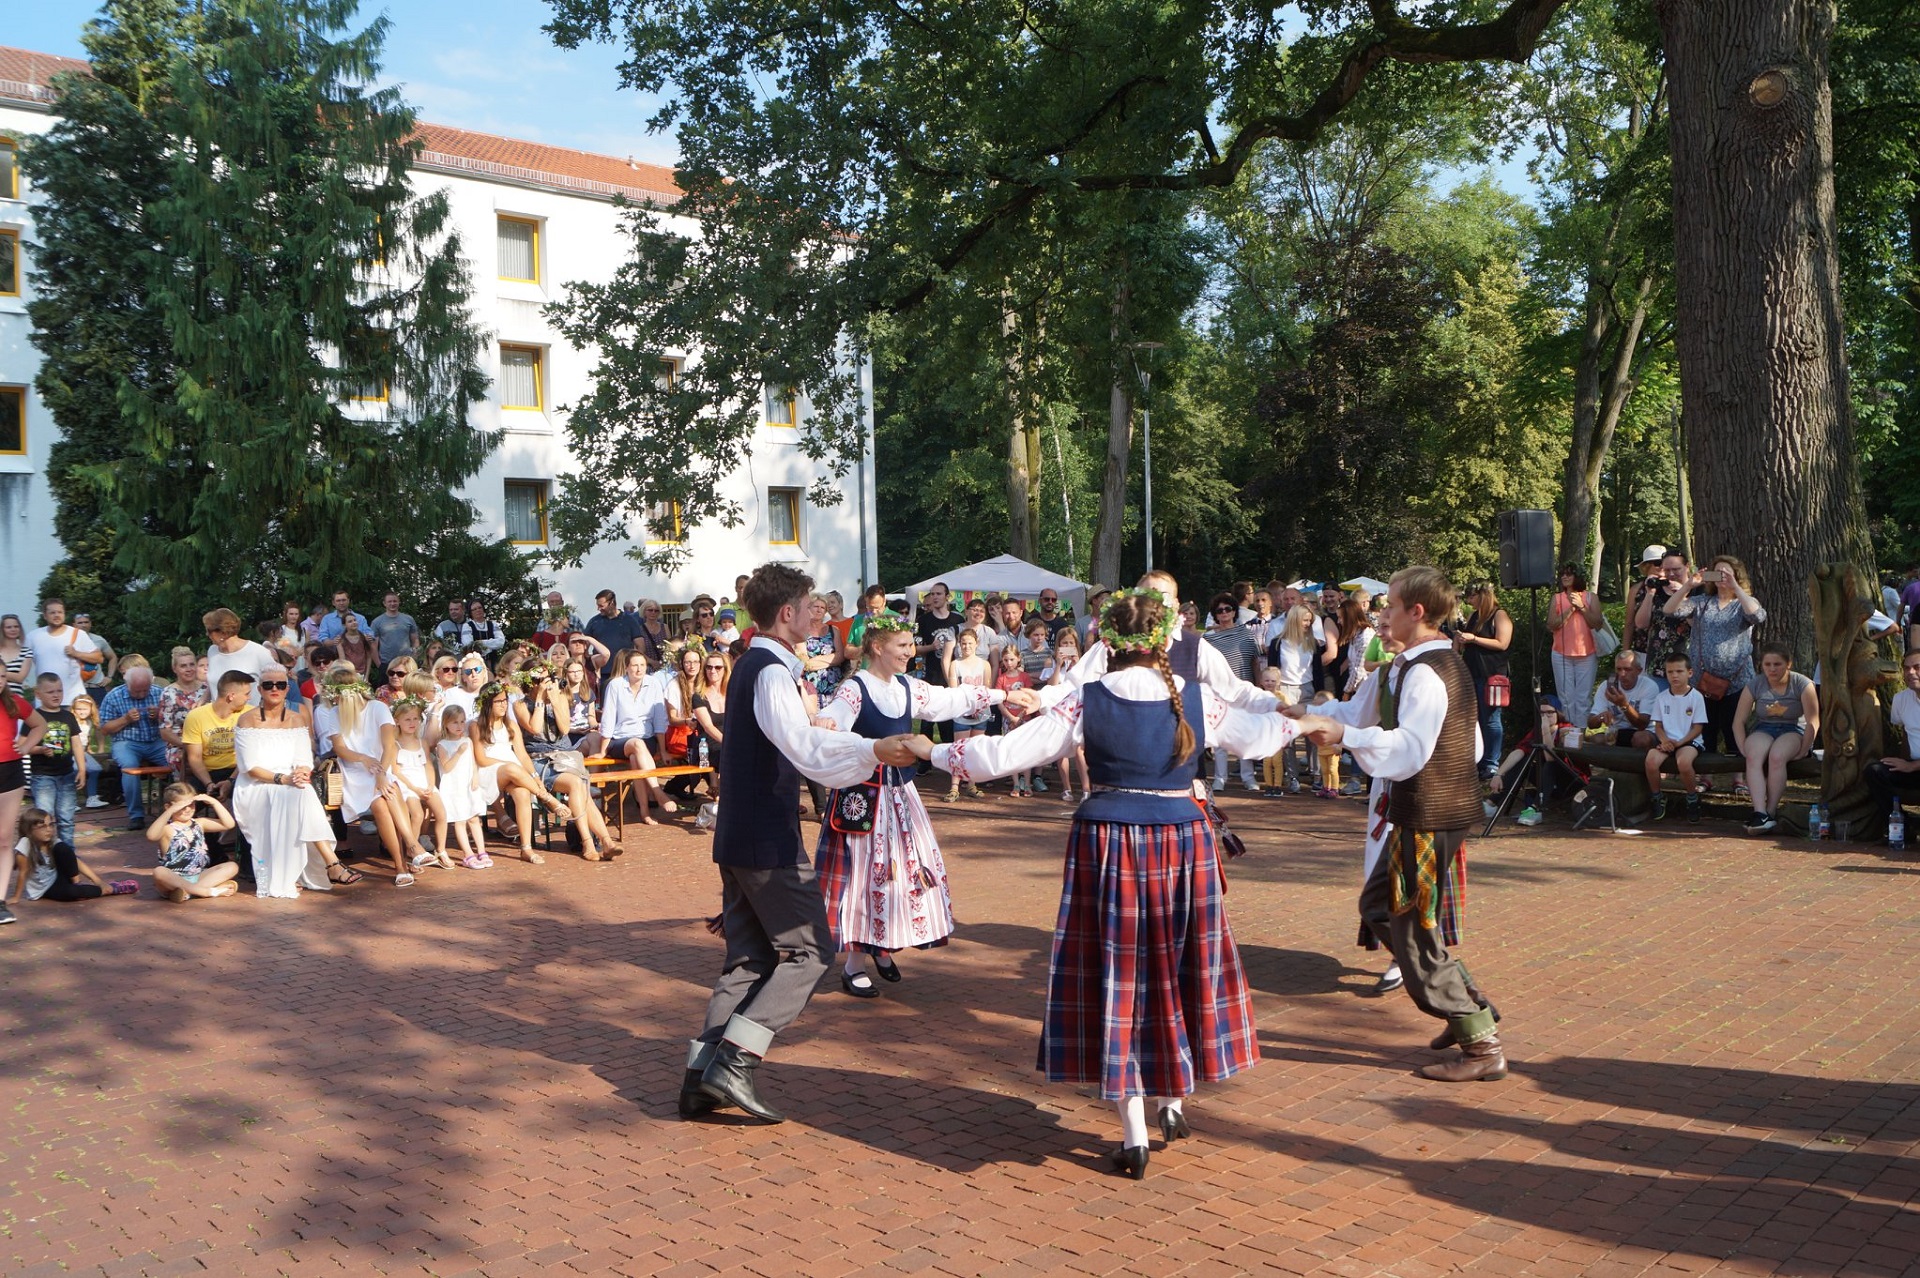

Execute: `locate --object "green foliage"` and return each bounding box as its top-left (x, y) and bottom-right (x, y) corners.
top-left (25, 0), bottom-right (538, 656)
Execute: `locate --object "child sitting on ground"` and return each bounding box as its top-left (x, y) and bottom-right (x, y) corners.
top-left (10, 807), bottom-right (138, 904)
top-left (147, 782), bottom-right (241, 902)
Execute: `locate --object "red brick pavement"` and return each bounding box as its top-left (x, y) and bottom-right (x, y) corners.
top-left (4, 788), bottom-right (1920, 1277)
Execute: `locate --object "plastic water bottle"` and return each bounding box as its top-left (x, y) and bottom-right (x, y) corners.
top-left (1815, 803), bottom-right (1832, 841)
top-left (1890, 806), bottom-right (1906, 851)
top-left (698, 737), bottom-right (710, 768)
top-left (1807, 803), bottom-right (1824, 841)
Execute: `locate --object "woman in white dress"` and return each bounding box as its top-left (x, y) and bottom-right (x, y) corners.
top-left (472, 681), bottom-right (571, 864)
top-left (232, 665), bottom-right (360, 896)
top-left (312, 663), bottom-right (414, 887)
top-left (812, 617), bottom-right (1035, 997)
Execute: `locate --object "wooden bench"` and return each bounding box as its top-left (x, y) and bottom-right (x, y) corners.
top-left (1556, 743), bottom-right (1820, 824)
top-left (590, 764), bottom-right (715, 839)
top-left (121, 765), bottom-right (176, 817)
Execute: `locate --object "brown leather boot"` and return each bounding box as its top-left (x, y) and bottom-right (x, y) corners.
top-left (1418, 1032), bottom-right (1508, 1082)
top-left (1429, 1026), bottom-right (1455, 1052)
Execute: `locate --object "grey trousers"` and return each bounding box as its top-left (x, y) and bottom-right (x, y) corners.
top-left (1359, 828), bottom-right (1483, 1026)
top-left (697, 860), bottom-right (833, 1055)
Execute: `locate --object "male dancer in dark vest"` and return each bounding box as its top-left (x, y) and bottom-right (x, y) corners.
top-left (681, 563), bottom-right (922, 1121)
top-left (1303, 566), bottom-right (1509, 1082)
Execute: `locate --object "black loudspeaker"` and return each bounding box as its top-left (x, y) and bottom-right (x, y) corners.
top-left (1497, 509), bottom-right (1555, 589)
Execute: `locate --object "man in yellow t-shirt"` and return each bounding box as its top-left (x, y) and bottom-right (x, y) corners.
top-left (184, 669), bottom-right (253, 799)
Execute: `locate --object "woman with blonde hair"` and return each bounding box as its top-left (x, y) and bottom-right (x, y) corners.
top-left (312, 663), bottom-right (415, 886)
top-left (912, 589), bottom-right (1324, 1177)
top-left (1662, 553), bottom-right (1766, 757)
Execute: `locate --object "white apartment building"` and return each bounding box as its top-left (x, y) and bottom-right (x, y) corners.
top-left (0, 45), bottom-right (878, 617)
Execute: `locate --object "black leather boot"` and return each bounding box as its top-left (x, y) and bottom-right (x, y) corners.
top-left (678, 1068), bottom-right (719, 1118)
top-left (699, 1042), bottom-right (785, 1122)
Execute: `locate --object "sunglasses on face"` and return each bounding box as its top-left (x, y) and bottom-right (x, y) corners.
top-left (705, 664), bottom-right (725, 672)
top-left (460, 666), bottom-right (484, 675)
top-left (259, 680), bottom-right (289, 690)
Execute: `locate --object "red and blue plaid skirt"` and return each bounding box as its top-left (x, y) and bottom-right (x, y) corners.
top-left (1040, 815), bottom-right (1258, 1100)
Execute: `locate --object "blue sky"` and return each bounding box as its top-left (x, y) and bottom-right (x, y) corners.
top-left (14, 1), bottom-right (682, 167)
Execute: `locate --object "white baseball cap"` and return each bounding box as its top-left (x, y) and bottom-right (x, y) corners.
top-left (1640, 544), bottom-right (1668, 564)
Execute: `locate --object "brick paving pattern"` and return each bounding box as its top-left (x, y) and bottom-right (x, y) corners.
top-left (3, 789), bottom-right (1918, 1277)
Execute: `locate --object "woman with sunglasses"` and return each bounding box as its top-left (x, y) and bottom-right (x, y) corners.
top-left (691, 652), bottom-right (731, 788)
top-left (376, 655), bottom-right (418, 705)
top-left (472, 681), bottom-right (573, 864)
top-left (234, 665), bottom-right (360, 894)
top-left (512, 660), bottom-right (619, 858)
top-left (560, 659), bottom-right (605, 758)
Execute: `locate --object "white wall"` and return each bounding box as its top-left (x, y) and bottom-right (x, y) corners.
top-left (0, 95), bottom-right (880, 618)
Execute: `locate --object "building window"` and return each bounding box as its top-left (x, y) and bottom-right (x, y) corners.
top-left (345, 328), bottom-right (390, 402)
top-left (499, 344), bottom-right (544, 411)
top-left (0, 229), bottom-right (18, 298)
top-left (0, 139), bottom-right (16, 199)
top-left (0, 386), bottom-right (24, 456)
top-left (505, 480), bottom-right (549, 545)
top-left (764, 384), bottom-right (797, 427)
top-left (768, 487), bottom-right (801, 546)
top-left (498, 216), bottom-right (539, 283)
top-left (658, 357), bottom-right (683, 391)
top-left (646, 499), bottom-right (684, 544)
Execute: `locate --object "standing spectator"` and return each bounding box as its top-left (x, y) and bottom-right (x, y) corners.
top-left (1733, 642), bottom-right (1818, 833)
top-left (635, 599), bottom-right (671, 670)
top-left (335, 613), bottom-right (377, 677)
top-left (1248, 589), bottom-right (1277, 653)
top-left (802, 594), bottom-right (846, 703)
top-left (685, 597), bottom-right (719, 645)
top-left (1203, 593), bottom-right (1261, 793)
top-left (185, 671), bottom-right (253, 802)
top-left (1017, 618), bottom-right (1055, 682)
top-left (368, 594), bottom-right (421, 670)
top-left (99, 657), bottom-right (168, 822)
top-left (1900, 565), bottom-right (1920, 652)
top-left (914, 582), bottom-right (960, 741)
top-left (1663, 554), bottom-right (1765, 756)
top-left (26, 599), bottom-right (99, 707)
top-left (1867, 649), bottom-right (1920, 828)
top-left (1230, 580), bottom-right (1258, 623)
top-left (273, 602), bottom-right (306, 651)
top-left (1079, 586), bottom-right (1111, 647)
top-left (1637, 551), bottom-right (1697, 671)
top-left (1026, 588), bottom-right (1073, 642)
top-left (1338, 596), bottom-right (1376, 699)
top-left (585, 589), bottom-right (641, 657)
top-left (0, 685), bottom-right (47, 924)
top-left (0, 613), bottom-right (33, 697)
top-left (1455, 581), bottom-right (1513, 783)
top-left (72, 614), bottom-right (117, 697)
top-left (315, 591), bottom-right (369, 643)
top-left (564, 633), bottom-right (612, 691)
top-left (158, 647), bottom-right (210, 779)
top-left (434, 599), bottom-right (473, 648)
top-left (531, 606), bottom-right (573, 653)
top-left (27, 674), bottom-right (83, 846)
top-left (843, 584), bottom-right (892, 662)
top-left (300, 603), bottom-right (326, 647)
top-left (464, 600), bottom-right (506, 654)
top-left (1547, 563), bottom-right (1604, 729)
top-left (1624, 546), bottom-right (1667, 657)
top-left (542, 590), bottom-right (585, 632)
top-left (714, 608), bottom-right (743, 647)
top-left (205, 608), bottom-right (284, 706)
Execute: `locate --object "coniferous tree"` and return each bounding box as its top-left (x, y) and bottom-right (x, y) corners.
top-left (27, 0), bottom-right (536, 650)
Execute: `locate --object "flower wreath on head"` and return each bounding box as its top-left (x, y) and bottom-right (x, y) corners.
top-left (319, 675), bottom-right (374, 705)
top-left (863, 613), bottom-right (913, 637)
top-left (664, 638), bottom-right (707, 670)
top-left (390, 694), bottom-right (431, 717)
top-left (1097, 587), bottom-right (1176, 654)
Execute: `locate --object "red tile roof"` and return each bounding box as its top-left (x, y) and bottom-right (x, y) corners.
top-left (0, 45), bottom-right (679, 204)
top-left (0, 44), bottom-right (90, 103)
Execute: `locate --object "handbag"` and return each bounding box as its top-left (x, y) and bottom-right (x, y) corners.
top-left (1593, 617), bottom-right (1620, 658)
top-left (828, 778), bottom-right (881, 835)
top-left (546, 749), bottom-right (589, 780)
top-left (664, 722), bottom-right (693, 762)
top-left (314, 757), bottom-right (345, 808)
top-left (1697, 670), bottom-right (1731, 700)
top-left (1485, 674), bottom-right (1512, 708)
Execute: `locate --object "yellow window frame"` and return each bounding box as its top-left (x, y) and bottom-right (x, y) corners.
top-left (0, 228), bottom-right (19, 297)
top-left (500, 344), bottom-right (545, 411)
top-left (659, 357), bottom-right (683, 390)
top-left (765, 384), bottom-right (797, 428)
top-left (768, 488), bottom-right (801, 546)
top-left (0, 138), bottom-right (17, 199)
top-left (505, 480), bottom-right (549, 545)
top-left (347, 330), bottom-right (391, 403)
top-left (498, 215), bottom-right (541, 284)
top-left (0, 386), bottom-right (25, 456)
top-left (646, 499), bottom-right (685, 545)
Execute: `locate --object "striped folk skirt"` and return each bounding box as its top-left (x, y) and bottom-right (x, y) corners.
top-left (1040, 815), bottom-right (1258, 1100)
top-left (814, 780), bottom-right (956, 955)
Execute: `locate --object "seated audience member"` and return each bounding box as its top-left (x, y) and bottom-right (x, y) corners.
top-left (10, 807), bottom-right (137, 905)
top-left (185, 671), bottom-right (255, 801)
top-left (1645, 653), bottom-right (1707, 822)
top-left (1587, 651), bottom-right (1659, 748)
top-left (1867, 649), bottom-right (1920, 837)
top-left (99, 657), bottom-right (169, 820)
top-left (1733, 641), bottom-right (1819, 835)
top-left (147, 783), bottom-right (241, 902)
top-left (158, 647), bottom-right (210, 779)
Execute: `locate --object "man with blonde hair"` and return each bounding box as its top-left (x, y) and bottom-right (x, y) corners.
top-left (1301, 566), bottom-right (1507, 1082)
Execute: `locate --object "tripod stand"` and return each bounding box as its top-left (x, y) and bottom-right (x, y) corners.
top-left (1479, 586), bottom-right (1578, 836)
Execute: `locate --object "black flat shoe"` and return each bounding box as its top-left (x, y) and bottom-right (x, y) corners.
top-left (841, 970), bottom-right (881, 999)
top-left (1158, 1107), bottom-right (1190, 1143)
top-left (873, 957), bottom-right (902, 983)
top-left (678, 1068), bottom-right (719, 1118)
top-left (1111, 1145), bottom-right (1149, 1180)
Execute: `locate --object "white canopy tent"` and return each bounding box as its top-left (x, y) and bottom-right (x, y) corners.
top-left (903, 555), bottom-right (1090, 619)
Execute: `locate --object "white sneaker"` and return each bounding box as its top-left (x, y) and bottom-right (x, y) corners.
top-left (85, 797), bottom-right (109, 810)
top-left (1517, 806), bottom-right (1544, 827)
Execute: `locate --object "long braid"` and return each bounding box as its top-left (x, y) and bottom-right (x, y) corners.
top-left (1152, 645), bottom-right (1198, 766)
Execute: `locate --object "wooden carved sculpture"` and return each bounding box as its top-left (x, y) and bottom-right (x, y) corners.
top-left (1810, 563), bottom-right (1900, 834)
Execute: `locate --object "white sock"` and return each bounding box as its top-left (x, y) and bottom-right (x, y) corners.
top-left (1383, 963), bottom-right (1402, 982)
top-left (1116, 1096), bottom-right (1149, 1149)
top-left (843, 953), bottom-right (865, 977)
top-left (1155, 1097), bottom-right (1183, 1118)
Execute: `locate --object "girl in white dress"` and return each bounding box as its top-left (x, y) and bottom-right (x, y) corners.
top-left (231, 670), bottom-right (359, 896)
top-left (312, 664), bottom-right (414, 887)
top-left (435, 705), bottom-right (491, 869)
top-left (472, 681), bottom-right (570, 864)
top-left (391, 699), bottom-right (454, 871)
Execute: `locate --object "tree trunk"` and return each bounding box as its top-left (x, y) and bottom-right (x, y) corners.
top-left (1560, 267), bottom-right (1654, 582)
top-left (1003, 300), bottom-right (1038, 560)
top-left (1657, 0), bottom-right (1874, 664)
top-left (1091, 279), bottom-right (1132, 588)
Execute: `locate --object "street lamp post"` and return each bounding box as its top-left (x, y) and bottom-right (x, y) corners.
top-left (1128, 342), bottom-right (1166, 574)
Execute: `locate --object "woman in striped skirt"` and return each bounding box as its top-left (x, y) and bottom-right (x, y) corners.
top-left (911, 589), bottom-right (1327, 1178)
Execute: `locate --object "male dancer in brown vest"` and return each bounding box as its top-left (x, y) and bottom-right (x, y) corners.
top-left (1302, 566), bottom-right (1508, 1082)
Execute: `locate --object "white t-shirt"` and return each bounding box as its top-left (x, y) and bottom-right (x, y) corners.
top-left (1594, 674), bottom-right (1662, 732)
top-left (16, 836), bottom-right (57, 901)
top-left (313, 698), bottom-right (394, 761)
top-left (1891, 688), bottom-right (1920, 762)
top-left (1271, 638), bottom-right (1315, 687)
top-left (26, 625), bottom-right (98, 706)
top-left (1652, 687), bottom-right (1708, 743)
top-left (206, 640), bottom-right (284, 706)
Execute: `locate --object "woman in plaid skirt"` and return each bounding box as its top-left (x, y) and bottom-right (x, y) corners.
top-left (911, 590), bottom-right (1331, 1178)
top-left (813, 617), bottom-right (1038, 997)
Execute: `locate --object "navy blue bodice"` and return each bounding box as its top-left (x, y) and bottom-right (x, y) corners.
top-left (850, 673), bottom-right (915, 786)
top-left (1078, 681), bottom-right (1207, 825)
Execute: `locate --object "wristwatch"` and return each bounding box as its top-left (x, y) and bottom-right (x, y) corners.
top-left (273, 772), bottom-right (286, 785)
